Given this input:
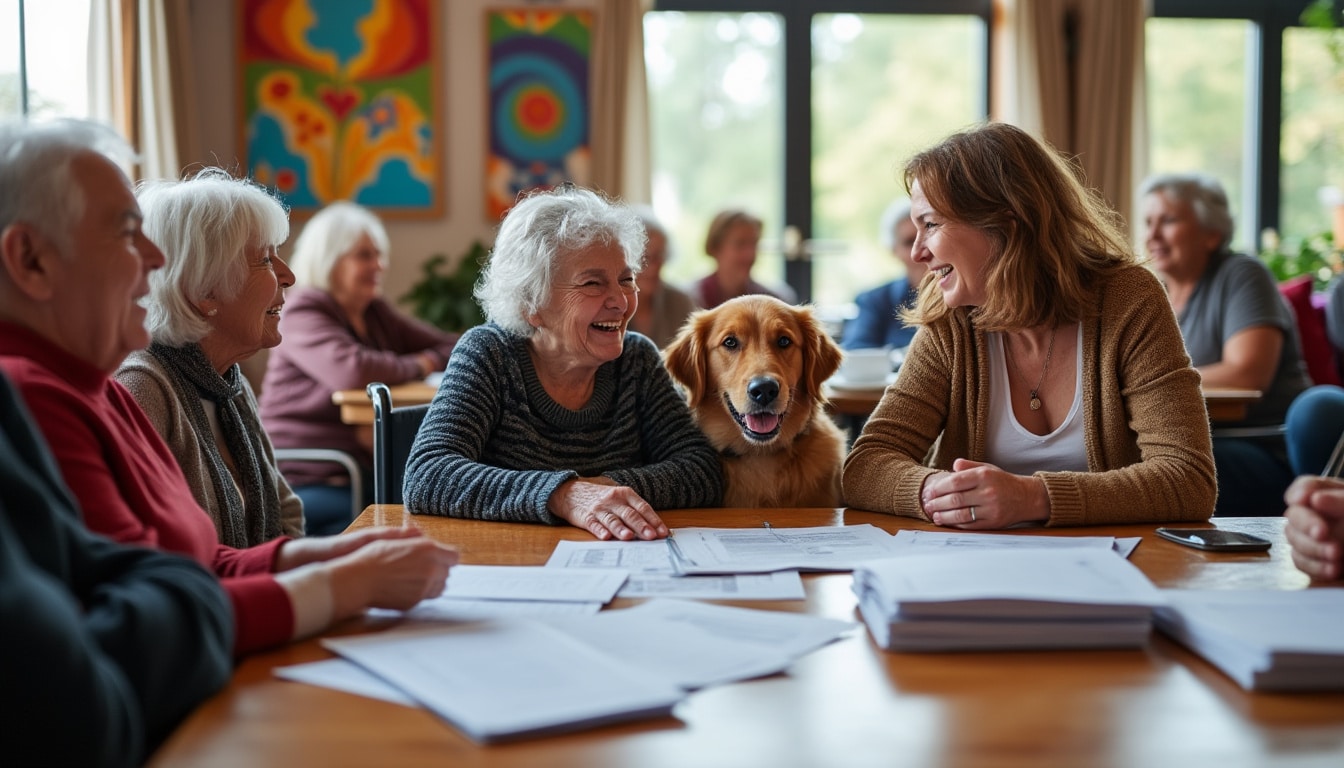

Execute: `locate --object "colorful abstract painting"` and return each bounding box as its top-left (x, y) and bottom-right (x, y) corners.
top-left (238, 0), bottom-right (441, 216)
top-left (486, 10), bottom-right (592, 220)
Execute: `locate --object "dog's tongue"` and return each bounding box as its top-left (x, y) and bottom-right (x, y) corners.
top-left (745, 413), bottom-right (781, 434)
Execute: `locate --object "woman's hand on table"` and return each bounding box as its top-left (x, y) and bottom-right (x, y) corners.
top-left (327, 535), bottom-right (460, 619)
top-left (920, 459), bottom-right (1050, 528)
top-left (549, 477), bottom-right (669, 541)
top-left (1284, 476), bottom-right (1344, 581)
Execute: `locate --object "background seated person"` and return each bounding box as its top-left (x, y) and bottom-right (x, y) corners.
top-left (0, 118), bottom-right (458, 657)
top-left (628, 205), bottom-right (698, 348)
top-left (842, 199), bottom-right (926, 351)
top-left (0, 370), bottom-right (232, 768)
top-left (403, 185), bottom-right (723, 541)
top-left (687, 208), bottom-right (797, 309)
top-left (117, 168), bottom-right (304, 545)
top-left (261, 201), bottom-right (460, 533)
top-left (1139, 172), bottom-right (1311, 516)
top-left (843, 123), bottom-right (1216, 528)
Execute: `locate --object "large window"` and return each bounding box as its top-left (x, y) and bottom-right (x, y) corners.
top-left (1148, 0), bottom-right (1342, 250)
top-left (0, 0), bottom-right (90, 120)
top-left (646, 1), bottom-right (991, 316)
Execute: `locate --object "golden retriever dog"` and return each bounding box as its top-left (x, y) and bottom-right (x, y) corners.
top-left (664, 295), bottom-right (846, 508)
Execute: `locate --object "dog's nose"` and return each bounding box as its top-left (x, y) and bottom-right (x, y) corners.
top-left (747, 376), bottom-right (779, 406)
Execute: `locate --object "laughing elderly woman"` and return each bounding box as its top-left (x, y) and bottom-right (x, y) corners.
top-left (403, 186), bottom-right (723, 540)
top-left (115, 169), bottom-right (303, 546)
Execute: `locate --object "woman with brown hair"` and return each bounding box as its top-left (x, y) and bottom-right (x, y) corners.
top-left (688, 209), bottom-right (796, 309)
top-left (843, 122), bottom-right (1216, 528)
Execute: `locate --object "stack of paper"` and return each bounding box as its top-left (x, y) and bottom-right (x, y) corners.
top-left (852, 549), bottom-right (1164, 652)
top-left (1154, 589), bottom-right (1344, 691)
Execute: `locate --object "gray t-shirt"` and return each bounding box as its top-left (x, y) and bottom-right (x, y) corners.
top-left (1177, 251), bottom-right (1310, 424)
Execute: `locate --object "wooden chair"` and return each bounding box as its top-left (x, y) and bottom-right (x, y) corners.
top-left (367, 382), bottom-right (431, 504)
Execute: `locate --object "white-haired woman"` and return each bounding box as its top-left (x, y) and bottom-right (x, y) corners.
top-left (403, 186), bottom-right (723, 540)
top-left (116, 168), bottom-right (302, 545)
top-left (1139, 172), bottom-right (1311, 516)
top-left (109, 168), bottom-right (458, 654)
top-left (259, 201), bottom-right (459, 534)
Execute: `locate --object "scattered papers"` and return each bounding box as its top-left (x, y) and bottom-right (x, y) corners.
top-left (890, 530), bottom-right (1142, 559)
top-left (543, 599), bottom-right (854, 690)
top-left (441, 564), bottom-right (628, 603)
top-left (546, 539), bottom-right (804, 600)
top-left (853, 549), bottom-right (1163, 651)
top-left (668, 524), bottom-right (902, 574)
top-left (323, 621), bottom-right (684, 743)
top-left (1155, 589), bottom-right (1344, 691)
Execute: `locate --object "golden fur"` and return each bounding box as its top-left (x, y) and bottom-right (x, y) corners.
top-left (664, 295), bottom-right (846, 508)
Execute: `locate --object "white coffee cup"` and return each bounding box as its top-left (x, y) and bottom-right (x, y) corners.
top-left (838, 347), bottom-right (890, 384)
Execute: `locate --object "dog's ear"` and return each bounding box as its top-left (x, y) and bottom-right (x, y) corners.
top-left (663, 311), bottom-right (710, 407)
top-left (799, 307), bottom-right (843, 400)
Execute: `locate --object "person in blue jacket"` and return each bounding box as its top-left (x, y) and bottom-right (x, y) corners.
top-left (842, 199), bottom-right (927, 351)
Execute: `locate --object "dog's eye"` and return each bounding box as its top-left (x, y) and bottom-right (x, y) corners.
top-left (776, 336), bottom-right (792, 349)
top-left (722, 336), bottom-right (739, 349)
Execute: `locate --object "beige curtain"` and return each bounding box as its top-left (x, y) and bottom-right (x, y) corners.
top-left (89, 0), bottom-right (195, 181)
top-left (991, 0), bottom-right (1146, 228)
top-left (590, 0), bottom-right (653, 204)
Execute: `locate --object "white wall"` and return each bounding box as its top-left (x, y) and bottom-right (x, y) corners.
top-left (187, 0), bottom-right (596, 305)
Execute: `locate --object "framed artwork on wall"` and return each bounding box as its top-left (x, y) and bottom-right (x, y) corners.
top-left (238, 0), bottom-right (443, 218)
top-left (486, 9), bottom-right (593, 221)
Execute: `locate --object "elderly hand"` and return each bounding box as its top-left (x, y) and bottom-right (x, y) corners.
top-left (327, 536), bottom-right (460, 620)
top-left (920, 458), bottom-right (1051, 528)
top-left (549, 477), bottom-right (668, 541)
top-left (1284, 476), bottom-right (1344, 581)
top-left (273, 526), bottom-right (430, 572)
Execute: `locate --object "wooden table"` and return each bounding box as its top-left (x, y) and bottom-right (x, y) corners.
top-left (334, 383), bottom-right (1263, 424)
top-left (151, 508), bottom-right (1344, 767)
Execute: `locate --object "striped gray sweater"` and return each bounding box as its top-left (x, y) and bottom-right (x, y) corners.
top-left (404, 323), bottom-right (723, 523)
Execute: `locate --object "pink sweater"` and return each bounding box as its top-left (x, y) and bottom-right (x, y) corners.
top-left (260, 286), bottom-right (458, 484)
top-left (0, 321), bottom-right (294, 655)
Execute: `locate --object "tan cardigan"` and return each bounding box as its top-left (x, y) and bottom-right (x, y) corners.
top-left (842, 265), bottom-right (1216, 526)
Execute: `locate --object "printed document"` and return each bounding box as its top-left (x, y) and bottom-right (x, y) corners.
top-left (667, 524), bottom-right (902, 574)
top-left (546, 539), bottom-right (804, 599)
top-left (440, 564), bottom-right (628, 603)
top-left (890, 530), bottom-right (1142, 559)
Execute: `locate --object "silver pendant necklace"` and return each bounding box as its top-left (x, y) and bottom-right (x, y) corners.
top-left (1009, 323), bottom-right (1058, 411)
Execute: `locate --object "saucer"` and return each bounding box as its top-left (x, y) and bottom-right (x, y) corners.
top-left (827, 372), bottom-right (896, 392)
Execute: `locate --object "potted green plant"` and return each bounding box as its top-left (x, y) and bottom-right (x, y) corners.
top-left (400, 241), bottom-right (488, 333)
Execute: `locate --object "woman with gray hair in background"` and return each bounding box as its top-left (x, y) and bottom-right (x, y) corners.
top-left (260, 201), bottom-right (459, 534)
top-left (403, 185), bottom-right (722, 540)
top-left (1139, 172), bottom-right (1310, 516)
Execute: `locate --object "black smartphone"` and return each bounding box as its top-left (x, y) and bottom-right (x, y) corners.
top-left (1155, 528), bottom-right (1272, 552)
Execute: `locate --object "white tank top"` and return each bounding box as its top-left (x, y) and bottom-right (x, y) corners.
top-left (984, 325), bottom-right (1087, 474)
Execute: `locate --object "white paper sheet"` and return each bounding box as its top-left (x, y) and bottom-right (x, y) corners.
top-left (546, 539), bottom-right (805, 599)
top-left (667, 524), bottom-right (902, 574)
top-left (889, 530), bottom-right (1142, 559)
top-left (440, 564), bottom-right (628, 603)
top-left (323, 621), bottom-right (684, 743)
top-left (543, 599), bottom-right (855, 690)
